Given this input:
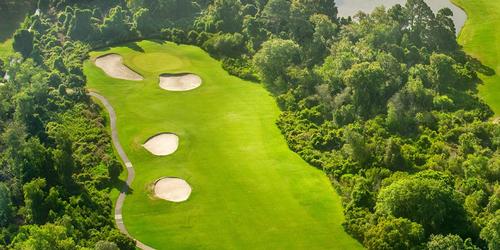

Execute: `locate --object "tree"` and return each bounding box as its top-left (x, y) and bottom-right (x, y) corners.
top-left (480, 211), bottom-right (500, 250)
top-left (304, 14), bottom-right (338, 64)
top-left (383, 137), bottom-right (406, 171)
top-left (0, 183), bottom-right (12, 227)
top-left (427, 234), bottom-right (479, 250)
top-left (100, 6), bottom-right (133, 44)
top-left (376, 172), bottom-right (468, 235)
top-left (12, 29), bottom-right (34, 58)
top-left (261, 0), bottom-right (291, 34)
top-left (342, 62), bottom-right (386, 118)
top-left (132, 8), bottom-right (156, 37)
top-left (22, 178), bottom-right (47, 224)
top-left (290, 0), bottom-right (338, 21)
top-left (195, 0), bottom-right (243, 33)
top-left (10, 223), bottom-right (76, 249)
top-left (106, 230), bottom-right (135, 250)
top-left (94, 241), bottom-right (119, 250)
top-left (430, 53), bottom-right (457, 91)
top-left (253, 38), bottom-right (301, 92)
top-left (364, 217), bottom-right (425, 250)
top-left (203, 33), bottom-right (246, 58)
top-left (67, 8), bottom-right (96, 41)
top-left (47, 122), bottom-right (75, 187)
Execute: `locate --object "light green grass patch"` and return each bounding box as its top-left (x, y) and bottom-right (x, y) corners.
top-left (453, 0), bottom-right (500, 116)
top-left (84, 40), bottom-right (362, 249)
top-left (0, 39), bottom-right (13, 60)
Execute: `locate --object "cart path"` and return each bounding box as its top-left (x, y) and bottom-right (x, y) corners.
top-left (89, 91), bottom-right (155, 250)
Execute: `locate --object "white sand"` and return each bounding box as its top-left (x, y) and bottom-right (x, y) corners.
top-left (159, 74), bottom-right (202, 91)
top-left (154, 177), bottom-right (192, 202)
top-left (95, 54), bottom-right (143, 81)
top-left (143, 133), bottom-right (179, 156)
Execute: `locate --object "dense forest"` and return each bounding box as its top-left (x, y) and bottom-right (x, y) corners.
top-left (0, 0), bottom-right (498, 249)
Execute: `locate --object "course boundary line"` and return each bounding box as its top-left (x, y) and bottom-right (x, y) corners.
top-left (89, 91), bottom-right (155, 250)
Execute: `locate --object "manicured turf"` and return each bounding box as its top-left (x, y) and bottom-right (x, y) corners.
top-left (84, 40), bottom-right (362, 249)
top-left (453, 0), bottom-right (500, 115)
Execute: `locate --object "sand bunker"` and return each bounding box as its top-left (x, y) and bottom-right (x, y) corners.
top-left (95, 54), bottom-right (143, 81)
top-left (154, 177), bottom-right (192, 202)
top-left (143, 133), bottom-right (179, 156)
top-left (159, 73), bottom-right (202, 91)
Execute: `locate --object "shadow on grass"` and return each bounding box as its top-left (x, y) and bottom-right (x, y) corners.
top-left (111, 178), bottom-right (133, 195)
top-left (468, 55), bottom-right (496, 77)
top-left (0, 2), bottom-right (34, 43)
top-left (124, 42), bottom-right (145, 53)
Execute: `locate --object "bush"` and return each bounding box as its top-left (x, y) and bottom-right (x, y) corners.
top-left (203, 32), bottom-right (246, 58)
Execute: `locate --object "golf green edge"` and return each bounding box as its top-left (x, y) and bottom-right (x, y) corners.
top-left (84, 40), bottom-right (363, 249)
top-left (453, 0), bottom-right (500, 117)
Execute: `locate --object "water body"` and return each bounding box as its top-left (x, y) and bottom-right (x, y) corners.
top-left (336, 0), bottom-right (466, 33)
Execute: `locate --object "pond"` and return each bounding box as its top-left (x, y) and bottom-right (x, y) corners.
top-left (336, 0), bottom-right (466, 34)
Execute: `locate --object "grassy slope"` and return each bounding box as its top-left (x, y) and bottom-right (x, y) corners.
top-left (453, 0), bottom-right (500, 115)
top-left (84, 40), bottom-right (362, 249)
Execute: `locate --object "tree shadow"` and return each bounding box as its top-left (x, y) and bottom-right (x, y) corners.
top-left (124, 42), bottom-right (145, 53)
top-left (111, 178), bottom-right (133, 195)
top-left (149, 39), bottom-right (165, 44)
top-left (468, 55), bottom-right (496, 77)
top-left (0, 2), bottom-right (34, 43)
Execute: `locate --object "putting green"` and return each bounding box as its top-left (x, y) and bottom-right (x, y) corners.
top-left (453, 0), bottom-right (500, 116)
top-left (84, 40), bottom-right (362, 249)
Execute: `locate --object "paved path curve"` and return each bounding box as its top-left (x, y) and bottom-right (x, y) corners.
top-left (89, 92), bottom-right (155, 250)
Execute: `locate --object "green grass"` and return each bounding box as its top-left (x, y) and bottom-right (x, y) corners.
top-left (84, 40), bottom-right (362, 249)
top-left (0, 39), bottom-right (13, 60)
top-left (453, 0), bottom-right (500, 116)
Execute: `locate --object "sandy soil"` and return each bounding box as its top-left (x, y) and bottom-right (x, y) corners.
top-left (159, 73), bottom-right (202, 91)
top-left (95, 54), bottom-right (143, 81)
top-left (143, 133), bottom-right (179, 156)
top-left (154, 177), bottom-right (192, 202)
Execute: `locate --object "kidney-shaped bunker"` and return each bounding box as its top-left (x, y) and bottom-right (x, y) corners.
top-left (159, 73), bottom-right (202, 91)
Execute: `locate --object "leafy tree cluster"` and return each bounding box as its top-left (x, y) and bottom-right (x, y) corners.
top-left (1, 4), bottom-right (134, 250)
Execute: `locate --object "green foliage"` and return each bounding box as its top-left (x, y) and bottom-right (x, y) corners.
top-left (203, 32), bottom-right (246, 58)
top-left (100, 6), bottom-right (134, 44)
top-left (0, 182), bottom-right (12, 227)
top-left (66, 8), bottom-right (95, 41)
top-left (376, 172), bottom-right (468, 235)
top-left (94, 240), bottom-right (119, 250)
top-left (480, 211), bottom-right (500, 250)
top-left (427, 234), bottom-right (479, 250)
top-left (253, 39), bottom-right (301, 92)
top-left (195, 0), bottom-right (243, 33)
top-left (12, 29), bottom-right (33, 58)
top-left (364, 217), bottom-right (425, 250)
top-left (10, 223), bottom-right (76, 250)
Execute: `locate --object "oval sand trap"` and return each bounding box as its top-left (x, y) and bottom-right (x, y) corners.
top-left (143, 133), bottom-right (179, 156)
top-left (159, 73), bottom-right (202, 91)
top-left (154, 177), bottom-right (192, 202)
top-left (95, 54), bottom-right (143, 81)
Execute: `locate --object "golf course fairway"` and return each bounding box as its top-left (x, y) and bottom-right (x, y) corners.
top-left (453, 0), bottom-right (500, 116)
top-left (84, 40), bottom-right (362, 249)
